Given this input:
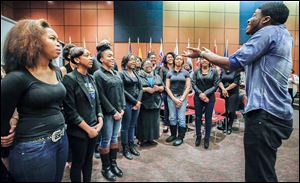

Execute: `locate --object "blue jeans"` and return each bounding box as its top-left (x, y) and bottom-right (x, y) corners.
top-left (167, 96), bottom-right (187, 128)
top-left (9, 134), bottom-right (68, 182)
top-left (99, 115), bottom-right (122, 148)
top-left (194, 95), bottom-right (215, 140)
top-left (162, 92), bottom-right (170, 126)
top-left (121, 103), bottom-right (140, 144)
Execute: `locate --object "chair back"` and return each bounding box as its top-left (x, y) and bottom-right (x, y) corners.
top-left (215, 92), bottom-right (221, 98)
top-left (214, 98), bottom-right (226, 114)
top-left (186, 93), bottom-right (195, 108)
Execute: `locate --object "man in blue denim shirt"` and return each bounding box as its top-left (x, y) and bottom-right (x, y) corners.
top-left (183, 2), bottom-right (293, 182)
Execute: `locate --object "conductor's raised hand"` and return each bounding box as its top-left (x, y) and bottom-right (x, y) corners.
top-left (182, 47), bottom-right (201, 58)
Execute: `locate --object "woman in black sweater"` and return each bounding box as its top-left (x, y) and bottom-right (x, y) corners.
top-left (120, 54), bottom-right (143, 160)
top-left (218, 69), bottom-right (241, 134)
top-left (62, 47), bottom-right (103, 182)
top-left (93, 44), bottom-right (126, 181)
top-left (192, 58), bottom-right (220, 149)
top-left (1, 19), bottom-right (68, 182)
top-left (136, 60), bottom-right (164, 146)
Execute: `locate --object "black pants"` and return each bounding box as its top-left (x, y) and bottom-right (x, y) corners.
top-left (244, 109), bottom-right (293, 182)
top-left (194, 96), bottom-right (215, 140)
top-left (69, 135), bottom-right (97, 182)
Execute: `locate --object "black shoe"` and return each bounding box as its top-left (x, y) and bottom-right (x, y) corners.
top-left (101, 167), bottom-right (116, 181)
top-left (195, 136), bottom-right (201, 147)
top-left (122, 144), bottom-right (133, 160)
top-left (204, 139), bottom-right (209, 149)
top-left (165, 135), bottom-right (177, 143)
top-left (129, 142), bottom-right (140, 156)
top-left (111, 164), bottom-right (123, 177)
top-left (94, 152), bottom-right (101, 159)
top-left (227, 128), bottom-right (232, 135)
top-left (163, 126), bottom-right (169, 133)
top-left (217, 126), bottom-right (224, 131)
top-left (139, 140), bottom-right (149, 147)
top-left (148, 140), bottom-right (158, 146)
top-left (173, 138), bottom-right (183, 146)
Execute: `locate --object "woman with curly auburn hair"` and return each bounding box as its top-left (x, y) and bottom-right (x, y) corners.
top-left (1, 19), bottom-right (68, 181)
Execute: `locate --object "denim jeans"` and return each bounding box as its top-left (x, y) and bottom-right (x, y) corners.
top-left (121, 102), bottom-right (140, 144)
top-left (167, 96), bottom-right (187, 128)
top-left (244, 109), bottom-right (293, 182)
top-left (162, 92), bottom-right (170, 126)
top-left (9, 134), bottom-right (68, 182)
top-left (99, 115), bottom-right (122, 148)
top-left (194, 96), bottom-right (215, 140)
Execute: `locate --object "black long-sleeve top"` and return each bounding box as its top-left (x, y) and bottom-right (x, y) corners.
top-left (120, 70), bottom-right (143, 105)
top-left (220, 69), bottom-right (241, 95)
top-left (62, 69), bottom-right (103, 139)
top-left (192, 67), bottom-right (220, 98)
top-left (159, 66), bottom-right (171, 85)
top-left (139, 70), bottom-right (164, 109)
top-left (93, 66), bottom-right (126, 115)
top-left (1, 69), bottom-right (66, 141)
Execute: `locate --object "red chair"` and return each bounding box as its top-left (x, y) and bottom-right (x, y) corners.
top-left (211, 98), bottom-right (226, 143)
top-left (215, 92), bottom-right (221, 98)
top-left (186, 93), bottom-right (195, 109)
top-left (200, 97), bottom-right (226, 143)
top-left (185, 93), bottom-right (195, 131)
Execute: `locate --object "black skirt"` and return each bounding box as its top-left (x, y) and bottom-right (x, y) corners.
top-left (136, 107), bottom-right (160, 141)
top-left (223, 93), bottom-right (239, 113)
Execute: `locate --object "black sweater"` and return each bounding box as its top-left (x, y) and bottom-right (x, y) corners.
top-left (192, 67), bottom-right (220, 98)
top-left (93, 66), bottom-right (126, 115)
top-left (1, 69), bottom-right (66, 141)
top-left (120, 70), bottom-right (143, 105)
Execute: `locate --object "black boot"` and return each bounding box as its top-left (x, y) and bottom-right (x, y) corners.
top-left (204, 138), bottom-right (209, 149)
top-left (122, 143), bottom-right (133, 160)
top-left (165, 125), bottom-right (177, 142)
top-left (173, 126), bottom-right (186, 146)
top-left (110, 148), bottom-right (123, 177)
top-left (129, 141), bottom-right (140, 156)
top-left (100, 153), bottom-right (116, 182)
top-left (227, 114), bottom-right (234, 135)
top-left (195, 135), bottom-right (201, 147)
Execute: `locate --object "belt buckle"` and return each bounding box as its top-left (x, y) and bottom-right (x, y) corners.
top-left (51, 129), bottom-right (64, 142)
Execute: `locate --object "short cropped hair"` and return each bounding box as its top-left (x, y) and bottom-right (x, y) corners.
top-left (70, 47), bottom-right (85, 64)
top-left (258, 2), bottom-right (289, 25)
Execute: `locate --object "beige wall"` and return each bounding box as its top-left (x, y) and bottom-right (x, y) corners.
top-left (1, 1), bottom-right (299, 73)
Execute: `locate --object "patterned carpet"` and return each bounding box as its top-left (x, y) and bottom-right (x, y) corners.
top-left (62, 110), bottom-right (299, 182)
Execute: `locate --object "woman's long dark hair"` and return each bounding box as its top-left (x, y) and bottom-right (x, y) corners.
top-left (3, 19), bottom-right (56, 74)
top-left (121, 54), bottom-right (135, 69)
top-left (162, 52), bottom-right (176, 68)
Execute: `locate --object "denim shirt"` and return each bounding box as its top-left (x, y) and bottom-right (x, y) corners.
top-left (229, 25), bottom-right (293, 120)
